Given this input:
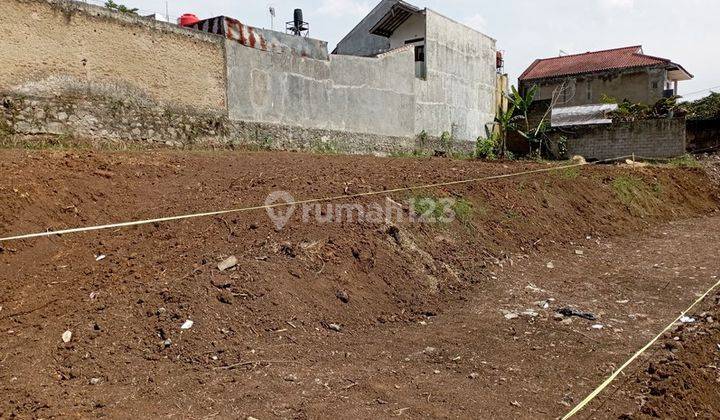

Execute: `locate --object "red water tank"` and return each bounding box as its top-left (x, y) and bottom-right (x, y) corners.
top-left (178, 13), bottom-right (200, 27)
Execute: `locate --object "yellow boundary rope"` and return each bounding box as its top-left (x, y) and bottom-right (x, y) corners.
top-left (563, 276), bottom-right (720, 419)
top-left (0, 155), bottom-right (633, 243)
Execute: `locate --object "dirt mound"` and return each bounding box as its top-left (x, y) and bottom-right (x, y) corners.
top-left (0, 149), bottom-right (718, 418)
top-left (600, 291), bottom-right (720, 419)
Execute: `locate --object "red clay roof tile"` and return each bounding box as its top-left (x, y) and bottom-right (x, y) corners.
top-left (519, 46), bottom-right (671, 81)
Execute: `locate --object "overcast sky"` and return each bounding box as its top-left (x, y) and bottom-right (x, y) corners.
top-left (117, 0), bottom-right (719, 100)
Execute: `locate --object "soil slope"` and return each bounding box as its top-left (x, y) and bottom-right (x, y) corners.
top-left (0, 150), bottom-right (718, 418)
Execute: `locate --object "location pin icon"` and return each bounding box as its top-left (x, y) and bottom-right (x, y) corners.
top-left (264, 191), bottom-right (297, 231)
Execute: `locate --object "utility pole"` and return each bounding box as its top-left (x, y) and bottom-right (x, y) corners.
top-left (269, 5), bottom-right (276, 30)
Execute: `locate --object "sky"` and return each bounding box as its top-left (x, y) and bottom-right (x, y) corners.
top-left (114, 0), bottom-right (720, 100)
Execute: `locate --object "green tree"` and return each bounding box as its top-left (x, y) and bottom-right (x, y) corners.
top-left (105, 0), bottom-right (139, 14)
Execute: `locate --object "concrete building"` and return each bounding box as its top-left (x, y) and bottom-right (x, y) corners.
top-left (1, 0), bottom-right (500, 153)
top-left (519, 46), bottom-right (693, 106)
top-left (334, 0), bottom-right (499, 141)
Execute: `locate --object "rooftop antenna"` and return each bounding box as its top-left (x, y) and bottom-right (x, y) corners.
top-left (286, 8), bottom-right (309, 37)
top-left (269, 5), bottom-right (276, 30)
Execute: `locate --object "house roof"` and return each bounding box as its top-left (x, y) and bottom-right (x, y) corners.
top-left (519, 46), bottom-right (693, 81)
top-left (368, 1), bottom-right (422, 37)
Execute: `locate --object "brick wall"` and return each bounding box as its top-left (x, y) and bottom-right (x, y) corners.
top-left (551, 118), bottom-right (686, 160)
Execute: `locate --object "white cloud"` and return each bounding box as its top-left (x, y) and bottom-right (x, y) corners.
top-left (463, 13), bottom-right (487, 32)
top-left (317, 0), bottom-right (373, 18)
top-left (599, 0), bottom-right (635, 9)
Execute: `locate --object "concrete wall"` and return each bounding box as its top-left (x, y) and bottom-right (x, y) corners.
top-left (551, 118), bottom-right (686, 160)
top-left (226, 40), bottom-right (417, 138)
top-left (522, 67), bottom-right (668, 107)
top-left (416, 11), bottom-right (496, 141)
top-left (0, 0), bottom-right (227, 111)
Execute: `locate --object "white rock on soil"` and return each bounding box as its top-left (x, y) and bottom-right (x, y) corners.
top-left (218, 256), bottom-right (238, 271)
top-left (62, 330), bottom-right (72, 343)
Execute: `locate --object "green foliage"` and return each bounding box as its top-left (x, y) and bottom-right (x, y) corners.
top-left (440, 131), bottom-right (453, 152)
top-left (389, 149), bottom-right (430, 158)
top-left (685, 92), bottom-right (720, 120)
top-left (611, 175), bottom-right (663, 216)
top-left (558, 166), bottom-right (580, 180)
top-left (418, 130), bottom-right (429, 147)
top-left (0, 118), bottom-right (14, 139)
top-left (105, 0), bottom-right (139, 14)
top-left (604, 95), bottom-right (685, 122)
top-left (411, 194), bottom-right (473, 225)
top-left (452, 198), bottom-right (474, 225)
top-left (475, 134), bottom-right (498, 160)
top-left (310, 140), bottom-right (339, 155)
top-left (668, 154), bottom-right (701, 168)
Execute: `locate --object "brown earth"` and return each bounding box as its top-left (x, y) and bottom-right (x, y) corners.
top-left (0, 149), bottom-right (719, 419)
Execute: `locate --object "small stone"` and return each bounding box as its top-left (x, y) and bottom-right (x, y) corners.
top-left (546, 262), bottom-right (555, 269)
top-left (89, 377), bottom-right (102, 385)
top-left (328, 323), bottom-right (342, 332)
top-left (217, 256), bottom-right (238, 271)
top-left (180, 320), bottom-right (194, 330)
top-left (433, 370), bottom-right (440, 374)
top-left (156, 307), bottom-right (166, 315)
top-left (336, 290), bottom-right (350, 303)
top-left (163, 339), bottom-right (172, 348)
top-left (553, 313), bottom-right (565, 321)
top-left (284, 374), bottom-right (298, 382)
top-left (574, 250), bottom-right (584, 255)
top-left (62, 330), bottom-right (72, 343)
top-left (504, 313), bottom-right (519, 320)
top-left (591, 324), bottom-right (604, 330)
top-left (469, 372), bottom-right (479, 379)
top-left (521, 310), bottom-right (539, 318)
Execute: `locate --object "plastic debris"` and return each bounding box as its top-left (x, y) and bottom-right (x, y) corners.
top-left (95, 254), bottom-right (106, 261)
top-left (557, 307), bottom-right (597, 321)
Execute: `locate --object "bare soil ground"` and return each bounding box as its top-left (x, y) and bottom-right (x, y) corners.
top-left (1, 149), bottom-right (719, 419)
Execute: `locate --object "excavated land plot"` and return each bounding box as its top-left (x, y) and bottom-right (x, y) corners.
top-left (0, 149), bottom-right (719, 419)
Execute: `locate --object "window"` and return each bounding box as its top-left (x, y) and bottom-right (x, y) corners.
top-left (404, 38), bottom-right (425, 63)
top-left (414, 45), bottom-right (425, 63)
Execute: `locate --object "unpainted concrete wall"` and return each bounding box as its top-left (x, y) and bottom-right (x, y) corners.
top-left (552, 118), bottom-right (686, 160)
top-left (226, 40), bottom-right (417, 138)
top-left (522, 67), bottom-right (668, 107)
top-left (416, 10), bottom-right (497, 141)
top-left (0, 0), bottom-right (227, 111)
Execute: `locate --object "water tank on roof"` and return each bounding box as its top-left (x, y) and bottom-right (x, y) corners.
top-left (178, 14), bottom-right (200, 27)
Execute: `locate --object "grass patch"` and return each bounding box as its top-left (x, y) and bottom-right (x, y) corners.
top-left (410, 194), bottom-right (474, 225)
top-left (611, 175), bottom-right (663, 216)
top-left (557, 165), bottom-right (581, 180)
top-left (389, 149), bottom-right (430, 159)
top-left (310, 140), bottom-right (340, 155)
top-left (668, 154), bottom-right (701, 168)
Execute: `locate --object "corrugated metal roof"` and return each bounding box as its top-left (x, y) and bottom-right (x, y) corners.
top-left (520, 46), bottom-right (679, 81)
top-left (551, 104), bottom-right (618, 127)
